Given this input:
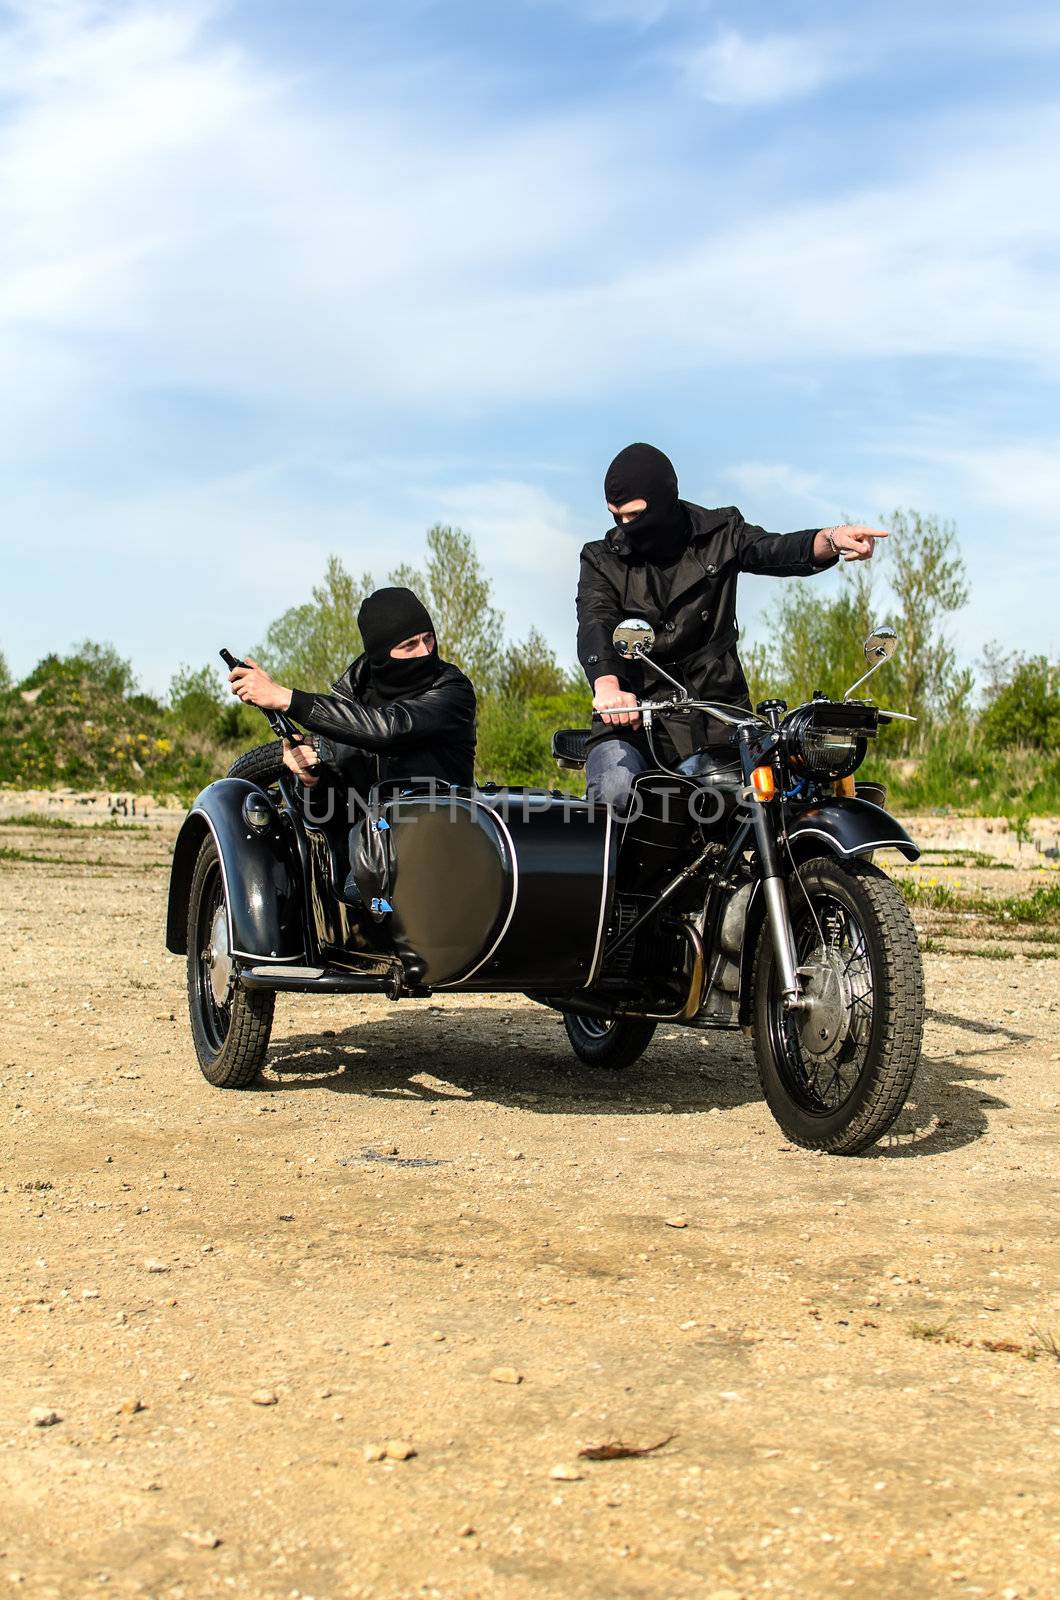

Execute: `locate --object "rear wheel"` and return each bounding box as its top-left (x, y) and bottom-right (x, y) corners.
top-left (187, 835), bottom-right (275, 1088)
top-left (752, 855), bottom-right (923, 1154)
top-left (562, 1011), bottom-right (657, 1070)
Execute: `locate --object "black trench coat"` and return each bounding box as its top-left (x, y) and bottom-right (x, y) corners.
top-left (576, 501), bottom-right (835, 756)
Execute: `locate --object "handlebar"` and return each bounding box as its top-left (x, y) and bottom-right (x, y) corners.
top-left (593, 698), bottom-right (764, 728)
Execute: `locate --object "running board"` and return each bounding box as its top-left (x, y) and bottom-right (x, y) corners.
top-left (241, 965), bottom-right (401, 996)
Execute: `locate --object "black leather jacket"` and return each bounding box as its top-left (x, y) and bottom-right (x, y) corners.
top-left (287, 656), bottom-right (476, 789)
top-left (577, 501), bottom-right (834, 718)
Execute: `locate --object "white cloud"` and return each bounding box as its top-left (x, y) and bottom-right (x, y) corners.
top-left (723, 462), bottom-right (832, 513)
top-left (684, 28), bottom-right (851, 106)
top-left (3, 0), bottom-right (1060, 678)
top-left (906, 442), bottom-right (1060, 523)
top-left (2, 0), bottom-right (1059, 462)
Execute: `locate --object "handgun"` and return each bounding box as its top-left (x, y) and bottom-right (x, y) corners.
top-left (220, 648), bottom-right (305, 745)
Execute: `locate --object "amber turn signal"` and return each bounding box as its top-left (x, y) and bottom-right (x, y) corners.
top-left (750, 765), bottom-right (775, 801)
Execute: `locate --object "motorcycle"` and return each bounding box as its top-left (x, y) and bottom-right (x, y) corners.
top-left (165, 624), bottom-right (924, 1154)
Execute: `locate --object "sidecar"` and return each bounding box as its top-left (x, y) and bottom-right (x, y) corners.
top-left (166, 763), bottom-right (618, 1086)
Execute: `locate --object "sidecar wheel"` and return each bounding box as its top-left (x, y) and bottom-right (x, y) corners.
top-left (562, 1011), bottom-right (657, 1070)
top-left (752, 855), bottom-right (923, 1155)
top-left (227, 740), bottom-right (285, 785)
top-left (187, 836), bottom-right (275, 1088)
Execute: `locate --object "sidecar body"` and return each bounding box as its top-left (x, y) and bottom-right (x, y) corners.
top-left (166, 778), bottom-right (618, 1001)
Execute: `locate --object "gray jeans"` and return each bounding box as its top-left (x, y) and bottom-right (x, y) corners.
top-left (585, 738), bottom-right (650, 812)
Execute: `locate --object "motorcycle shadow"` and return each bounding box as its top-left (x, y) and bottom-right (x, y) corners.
top-left (867, 1005), bottom-right (1022, 1160)
top-left (261, 1004), bottom-right (763, 1118)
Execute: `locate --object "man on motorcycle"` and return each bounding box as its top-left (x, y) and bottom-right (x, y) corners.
top-left (578, 442), bottom-right (886, 808)
top-left (227, 585), bottom-right (476, 795)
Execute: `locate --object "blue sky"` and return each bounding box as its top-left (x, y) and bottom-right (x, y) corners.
top-left (1, 0), bottom-right (1058, 693)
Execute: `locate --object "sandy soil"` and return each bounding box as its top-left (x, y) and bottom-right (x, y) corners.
top-left (1, 817), bottom-right (1057, 1600)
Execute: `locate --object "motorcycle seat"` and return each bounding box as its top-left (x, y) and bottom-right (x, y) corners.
top-left (552, 728), bottom-right (590, 770)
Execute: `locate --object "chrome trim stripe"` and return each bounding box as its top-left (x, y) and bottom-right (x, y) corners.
top-left (788, 825), bottom-right (918, 857)
top-left (407, 797), bottom-right (519, 988)
top-left (585, 804), bottom-right (614, 986)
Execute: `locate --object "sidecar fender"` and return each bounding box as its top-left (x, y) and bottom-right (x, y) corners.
top-left (166, 779), bottom-right (305, 962)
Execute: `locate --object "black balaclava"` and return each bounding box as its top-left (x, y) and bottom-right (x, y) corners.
top-left (357, 586), bottom-right (443, 701)
top-left (604, 442), bottom-right (688, 561)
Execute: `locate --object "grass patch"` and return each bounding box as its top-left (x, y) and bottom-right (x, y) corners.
top-left (1030, 1328), bottom-right (1060, 1363)
top-left (900, 877), bottom-right (1060, 926)
top-left (909, 1320), bottom-right (952, 1342)
top-left (0, 846), bottom-right (168, 870)
top-left (0, 814), bottom-right (148, 831)
top-left (916, 848), bottom-right (1013, 870)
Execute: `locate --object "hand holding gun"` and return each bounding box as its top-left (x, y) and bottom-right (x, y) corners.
top-left (220, 648), bottom-right (304, 745)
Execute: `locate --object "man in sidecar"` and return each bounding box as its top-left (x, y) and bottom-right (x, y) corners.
top-left (227, 585), bottom-right (476, 800)
top-left (578, 443), bottom-right (887, 809)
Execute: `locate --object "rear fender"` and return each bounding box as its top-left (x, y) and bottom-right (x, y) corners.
top-left (733, 797), bottom-right (919, 1025)
top-left (165, 779), bottom-right (305, 962)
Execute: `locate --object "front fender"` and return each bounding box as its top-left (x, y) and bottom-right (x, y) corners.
top-left (165, 779), bottom-right (305, 962)
top-left (784, 796), bottom-right (920, 865)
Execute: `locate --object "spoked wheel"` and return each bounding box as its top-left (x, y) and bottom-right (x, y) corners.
top-left (187, 835), bottom-right (275, 1088)
top-left (562, 1011), bottom-right (657, 1070)
top-left (752, 855), bottom-right (924, 1154)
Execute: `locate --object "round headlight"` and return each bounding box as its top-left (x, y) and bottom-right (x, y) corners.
top-left (784, 706), bottom-right (866, 780)
top-left (242, 791), bottom-right (273, 832)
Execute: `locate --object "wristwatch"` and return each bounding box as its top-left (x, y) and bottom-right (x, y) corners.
top-left (825, 527), bottom-right (842, 558)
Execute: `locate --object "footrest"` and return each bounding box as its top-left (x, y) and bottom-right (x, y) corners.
top-left (247, 965), bottom-right (325, 980)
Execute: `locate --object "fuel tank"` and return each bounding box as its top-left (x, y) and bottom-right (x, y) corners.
top-left (356, 787), bottom-right (616, 991)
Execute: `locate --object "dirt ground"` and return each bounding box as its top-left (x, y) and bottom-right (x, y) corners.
top-left (1, 814), bottom-right (1057, 1600)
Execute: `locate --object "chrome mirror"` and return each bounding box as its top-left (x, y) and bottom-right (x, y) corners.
top-left (613, 618), bottom-right (656, 659)
top-left (845, 625), bottom-right (899, 700)
top-left (864, 627), bottom-right (897, 664)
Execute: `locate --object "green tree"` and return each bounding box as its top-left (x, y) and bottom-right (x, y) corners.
top-left (979, 651), bottom-right (1060, 750)
top-left (750, 510), bottom-right (971, 750)
top-left (751, 562), bottom-right (879, 708)
top-left (390, 524), bottom-right (505, 689)
top-left (169, 663), bottom-right (226, 735)
top-left (19, 640), bottom-right (137, 698)
top-left (885, 509), bottom-right (971, 737)
top-left (255, 555), bottom-right (373, 693)
top-left (499, 628), bottom-right (571, 700)
top-left (0, 648), bottom-right (10, 693)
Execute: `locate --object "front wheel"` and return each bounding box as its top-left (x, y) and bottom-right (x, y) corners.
top-left (752, 855), bottom-right (924, 1154)
top-left (562, 1011), bottom-right (657, 1070)
top-left (187, 835), bottom-right (275, 1088)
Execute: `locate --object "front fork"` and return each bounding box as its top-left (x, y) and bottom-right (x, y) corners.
top-left (739, 728), bottom-right (805, 1012)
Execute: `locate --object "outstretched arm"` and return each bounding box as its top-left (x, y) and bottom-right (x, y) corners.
top-left (733, 513), bottom-right (887, 575)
